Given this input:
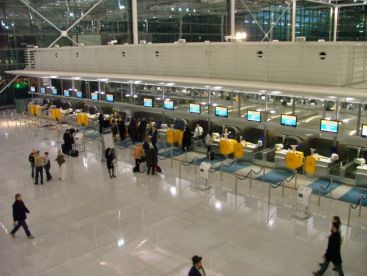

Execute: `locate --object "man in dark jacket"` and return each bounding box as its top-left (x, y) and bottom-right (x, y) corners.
top-left (189, 255), bottom-right (205, 276)
top-left (313, 222), bottom-right (344, 276)
top-left (10, 194), bottom-right (33, 239)
top-left (182, 127), bottom-right (193, 152)
top-left (63, 129), bottom-right (73, 155)
top-left (28, 149), bottom-right (36, 178)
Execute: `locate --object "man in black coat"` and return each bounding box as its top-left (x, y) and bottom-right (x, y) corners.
top-left (10, 194), bottom-right (33, 239)
top-left (189, 255), bottom-right (205, 276)
top-left (63, 129), bottom-right (73, 154)
top-left (182, 127), bottom-right (193, 152)
top-left (313, 222), bottom-right (344, 276)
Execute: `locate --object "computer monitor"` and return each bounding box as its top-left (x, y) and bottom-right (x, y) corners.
top-left (215, 106), bottom-right (228, 118)
top-left (247, 110), bottom-right (261, 122)
top-left (63, 90), bottom-right (70, 97)
top-left (189, 103), bottom-right (201, 114)
top-left (361, 124), bottom-right (367, 138)
top-left (40, 87), bottom-right (46, 94)
top-left (51, 87), bottom-right (57, 95)
top-left (76, 91), bottom-right (82, 98)
top-left (164, 100), bottom-right (174, 110)
top-left (30, 86), bottom-right (36, 92)
top-left (280, 114), bottom-right (297, 127)
top-left (320, 119), bottom-right (339, 134)
top-left (91, 93), bottom-right (98, 101)
top-left (106, 94), bottom-right (114, 102)
top-left (144, 98), bottom-right (153, 107)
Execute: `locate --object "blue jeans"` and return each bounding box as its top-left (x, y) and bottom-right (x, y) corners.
top-left (10, 220), bottom-right (32, 237)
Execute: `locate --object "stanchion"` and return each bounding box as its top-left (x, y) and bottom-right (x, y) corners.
top-left (249, 170), bottom-right (253, 189)
top-left (179, 160), bottom-right (182, 180)
top-left (235, 175), bottom-right (238, 195)
top-left (43, 125), bottom-right (48, 140)
top-left (220, 163), bottom-right (223, 181)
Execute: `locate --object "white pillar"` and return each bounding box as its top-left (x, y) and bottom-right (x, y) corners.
top-left (333, 6), bottom-right (339, 42)
top-left (230, 0), bottom-right (235, 37)
top-left (132, 0), bottom-right (138, 45)
top-left (291, 0), bottom-right (297, 42)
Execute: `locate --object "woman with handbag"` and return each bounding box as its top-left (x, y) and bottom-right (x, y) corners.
top-left (55, 149), bottom-right (66, 180)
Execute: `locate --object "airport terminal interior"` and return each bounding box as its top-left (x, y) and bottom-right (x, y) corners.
top-left (1, 0), bottom-right (367, 275)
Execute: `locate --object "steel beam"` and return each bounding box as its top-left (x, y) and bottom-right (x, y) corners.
top-left (333, 6), bottom-right (339, 42)
top-left (132, 0), bottom-right (138, 44)
top-left (292, 0), bottom-right (297, 42)
top-left (230, 0), bottom-right (235, 37)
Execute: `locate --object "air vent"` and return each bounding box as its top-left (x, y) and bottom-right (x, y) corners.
top-left (155, 51), bottom-right (159, 57)
top-left (319, 52), bottom-right (327, 60)
top-left (257, 51), bottom-right (264, 58)
top-left (75, 52), bottom-right (79, 58)
top-left (122, 51), bottom-right (126, 57)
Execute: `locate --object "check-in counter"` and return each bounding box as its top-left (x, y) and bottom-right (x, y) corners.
top-left (315, 155), bottom-right (334, 178)
top-left (355, 165), bottom-right (367, 188)
top-left (275, 149), bottom-right (304, 170)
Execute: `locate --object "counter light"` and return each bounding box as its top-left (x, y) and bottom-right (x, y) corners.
top-left (72, 77), bottom-right (81, 80)
top-left (133, 95), bottom-right (138, 98)
top-left (271, 91), bottom-right (282, 94)
top-left (212, 103), bottom-right (218, 107)
top-left (235, 32), bottom-right (247, 41)
top-left (50, 76), bottom-right (58, 78)
top-left (200, 102), bottom-right (207, 105)
top-left (213, 86), bottom-right (222, 90)
top-left (156, 97), bottom-right (162, 100)
top-left (98, 78), bottom-right (109, 82)
top-left (166, 83), bottom-right (175, 86)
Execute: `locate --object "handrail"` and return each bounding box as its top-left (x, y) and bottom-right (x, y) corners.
top-left (271, 180), bottom-right (284, 189)
top-left (317, 178), bottom-right (333, 206)
top-left (350, 195), bottom-right (366, 210)
top-left (222, 159), bottom-right (236, 168)
top-left (283, 173), bottom-right (296, 183)
top-left (236, 169), bottom-right (253, 181)
top-left (347, 195), bottom-right (366, 228)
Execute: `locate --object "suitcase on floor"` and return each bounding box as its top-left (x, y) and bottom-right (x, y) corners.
top-left (153, 165), bottom-right (162, 174)
top-left (70, 149), bottom-right (79, 157)
top-left (133, 166), bottom-right (140, 173)
top-left (61, 144), bottom-right (68, 154)
top-left (209, 151), bottom-right (215, 161)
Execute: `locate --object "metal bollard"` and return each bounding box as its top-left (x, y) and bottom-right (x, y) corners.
top-left (359, 203), bottom-right (362, 217)
top-left (294, 170), bottom-right (298, 190)
top-left (268, 184), bottom-right (271, 205)
top-left (318, 188), bottom-right (321, 207)
top-left (179, 160), bottom-right (182, 180)
top-left (220, 163), bottom-right (223, 181)
top-left (347, 205), bottom-right (352, 228)
top-left (282, 182), bottom-right (285, 197)
top-left (235, 175), bottom-right (238, 195)
top-left (249, 170), bottom-right (253, 189)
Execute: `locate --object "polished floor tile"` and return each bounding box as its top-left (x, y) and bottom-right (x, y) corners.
top-left (0, 118), bottom-right (366, 276)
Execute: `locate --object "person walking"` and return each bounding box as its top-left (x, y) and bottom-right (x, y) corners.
top-left (34, 151), bottom-right (44, 185)
top-left (28, 149), bottom-right (37, 178)
top-left (10, 194), bottom-right (33, 239)
top-left (55, 149), bottom-right (66, 180)
top-left (43, 152), bottom-right (52, 181)
top-left (105, 147), bottom-right (116, 178)
top-left (313, 221), bottom-right (345, 276)
top-left (145, 140), bottom-right (158, 175)
top-left (182, 126), bottom-right (193, 152)
top-left (189, 255), bottom-right (206, 276)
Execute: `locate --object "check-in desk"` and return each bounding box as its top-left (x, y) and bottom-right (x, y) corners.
top-left (314, 155), bottom-right (334, 178)
top-left (166, 128), bottom-right (183, 146)
top-left (275, 149), bottom-right (304, 170)
top-left (355, 164), bottom-right (367, 188)
top-left (242, 141), bottom-right (258, 162)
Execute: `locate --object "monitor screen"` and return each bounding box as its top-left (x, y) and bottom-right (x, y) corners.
top-left (164, 100), bottom-right (174, 110)
top-left (280, 114), bottom-right (297, 127)
top-left (215, 106), bottom-right (228, 117)
top-left (144, 98), bottom-right (153, 107)
top-left (76, 91), bottom-right (82, 98)
top-left (40, 87), bottom-right (46, 94)
top-left (51, 87), bottom-right (58, 95)
top-left (247, 110), bottom-right (261, 122)
top-left (320, 119), bottom-right (339, 133)
top-left (106, 94), bottom-right (114, 102)
top-left (63, 90), bottom-right (70, 97)
top-left (30, 86), bottom-right (36, 92)
top-left (91, 93), bottom-right (98, 101)
top-left (362, 124), bottom-right (367, 138)
top-left (189, 103), bottom-right (201, 114)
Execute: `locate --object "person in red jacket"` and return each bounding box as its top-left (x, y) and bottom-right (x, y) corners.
top-left (10, 194), bottom-right (33, 239)
top-left (313, 221), bottom-right (344, 276)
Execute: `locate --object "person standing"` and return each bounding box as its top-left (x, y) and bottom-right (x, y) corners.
top-left (145, 140), bottom-right (158, 175)
top-left (105, 147), bottom-right (116, 178)
top-left (313, 221), bottom-right (345, 276)
top-left (28, 149), bottom-right (36, 178)
top-left (43, 152), bottom-right (52, 181)
top-left (55, 149), bottom-right (66, 180)
top-left (133, 143), bottom-right (144, 172)
top-left (98, 113), bottom-right (104, 134)
top-left (182, 126), bottom-right (193, 152)
top-left (118, 118), bottom-right (126, 141)
top-left (111, 119), bottom-right (118, 143)
top-left (193, 124), bottom-right (204, 139)
top-left (189, 255), bottom-right (206, 276)
top-left (149, 125), bottom-right (158, 151)
top-left (63, 129), bottom-right (73, 155)
top-left (34, 151), bottom-right (44, 185)
top-left (205, 131), bottom-right (213, 159)
top-left (10, 194), bottom-right (33, 239)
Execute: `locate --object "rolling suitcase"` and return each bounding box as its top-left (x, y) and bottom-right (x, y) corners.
top-left (209, 151), bottom-right (215, 161)
top-left (61, 144), bottom-right (68, 154)
top-left (70, 149), bottom-right (79, 157)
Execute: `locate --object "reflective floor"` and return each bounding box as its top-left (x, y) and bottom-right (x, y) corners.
top-left (0, 119), bottom-right (366, 276)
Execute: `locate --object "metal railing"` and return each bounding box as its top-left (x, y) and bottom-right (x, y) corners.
top-left (347, 195), bottom-right (366, 228)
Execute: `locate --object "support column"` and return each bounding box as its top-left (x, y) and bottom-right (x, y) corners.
top-left (333, 6), bottom-right (339, 42)
top-left (291, 0), bottom-right (297, 42)
top-left (132, 0), bottom-right (138, 45)
top-left (356, 103), bottom-right (362, 136)
top-left (230, 0), bottom-right (235, 37)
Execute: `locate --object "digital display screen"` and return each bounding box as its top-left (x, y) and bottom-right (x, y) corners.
top-left (215, 106), bottom-right (228, 117)
top-left (40, 87), bottom-right (46, 94)
top-left (91, 93), bottom-right (98, 101)
top-left (164, 100), bottom-right (174, 110)
top-left (362, 124), bottom-right (367, 138)
top-left (281, 114), bottom-right (297, 127)
top-left (320, 119), bottom-right (339, 133)
top-left (51, 87), bottom-right (57, 95)
top-left (247, 110), bottom-right (261, 122)
top-left (144, 98), bottom-right (153, 107)
top-left (76, 91), bottom-right (82, 98)
top-left (30, 86), bottom-right (36, 92)
top-left (189, 104), bottom-right (201, 114)
top-left (106, 94), bottom-right (114, 102)
top-left (63, 90), bottom-right (70, 97)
